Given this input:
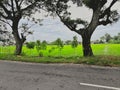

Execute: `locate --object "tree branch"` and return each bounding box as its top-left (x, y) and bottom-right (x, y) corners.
top-left (0, 3), bottom-right (12, 19)
top-left (0, 12), bottom-right (9, 19)
top-left (19, 0), bottom-right (24, 6)
top-left (55, 0), bottom-right (85, 35)
top-left (15, 0), bottom-right (20, 12)
top-left (11, 0), bottom-right (15, 17)
top-left (99, 0), bottom-right (118, 19)
top-left (0, 19), bottom-right (12, 27)
top-left (21, 33), bottom-right (26, 43)
top-left (98, 19), bottom-right (112, 26)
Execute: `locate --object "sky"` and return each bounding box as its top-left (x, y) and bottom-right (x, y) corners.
top-left (26, 1), bottom-right (120, 42)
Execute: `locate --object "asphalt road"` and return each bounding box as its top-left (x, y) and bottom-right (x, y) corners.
top-left (0, 60), bottom-right (120, 90)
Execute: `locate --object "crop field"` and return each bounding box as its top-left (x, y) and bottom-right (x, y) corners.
top-left (0, 44), bottom-right (120, 66)
top-left (0, 44), bottom-right (120, 57)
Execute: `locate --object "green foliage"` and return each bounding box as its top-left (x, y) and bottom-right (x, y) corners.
top-left (36, 40), bottom-right (41, 52)
top-left (56, 38), bottom-right (64, 49)
top-left (71, 36), bottom-right (79, 56)
top-left (36, 40), bottom-right (47, 57)
top-left (26, 42), bottom-right (35, 49)
top-left (105, 33), bottom-right (112, 42)
top-left (41, 40), bottom-right (47, 50)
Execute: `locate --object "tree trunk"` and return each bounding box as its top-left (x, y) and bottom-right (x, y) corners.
top-left (80, 9), bottom-right (101, 57)
top-left (13, 29), bottom-right (24, 55)
top-left (81, 33), bottom-right (93, 57)
top-left (12, 20), bottom-right (24, 55)
top-left (15, 41), bottom-right (23, 55)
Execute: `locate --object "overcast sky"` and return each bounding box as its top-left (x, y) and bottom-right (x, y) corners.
top-left (26, 1), bottom-right (120, 42)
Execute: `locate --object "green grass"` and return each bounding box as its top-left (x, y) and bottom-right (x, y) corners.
top-left (0, 54), bottom-right (120, 67)
top-left (0, 44), bottom-right (120, 67)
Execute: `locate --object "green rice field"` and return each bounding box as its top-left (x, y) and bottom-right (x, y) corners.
top-left (0, 44), bottom-right (120, 57)
top-left (0, 44), bottom-right (120, 66)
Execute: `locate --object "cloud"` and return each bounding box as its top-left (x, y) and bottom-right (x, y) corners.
top-left (27, 16), bottom-right (120, 42)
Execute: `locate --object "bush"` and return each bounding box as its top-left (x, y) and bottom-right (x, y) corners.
top-left (26, 42), bottom-right (35, 49)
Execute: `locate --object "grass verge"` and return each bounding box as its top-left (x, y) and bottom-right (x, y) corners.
top-left (0, 54), bottom-right (120, 67)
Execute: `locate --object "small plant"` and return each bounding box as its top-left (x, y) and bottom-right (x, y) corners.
top-left (55, 38), bottom-right (64, 57)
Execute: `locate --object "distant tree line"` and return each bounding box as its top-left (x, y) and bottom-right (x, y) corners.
top-left (93, 33), bottom-right (120, 44)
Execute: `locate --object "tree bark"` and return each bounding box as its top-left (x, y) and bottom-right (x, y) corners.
top-left (81, 32), bottom-right (93, 57)
top-left (15, 41), bottom-right (23, 55)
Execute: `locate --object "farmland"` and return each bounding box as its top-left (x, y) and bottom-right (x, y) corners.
top-left (0, 44), bottom-right (120, 67)
top-left (0, 44), bottom-right (120, 57)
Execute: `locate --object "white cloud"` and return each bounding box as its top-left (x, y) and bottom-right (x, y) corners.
top-left (68, 5), bottom-right (92, 22)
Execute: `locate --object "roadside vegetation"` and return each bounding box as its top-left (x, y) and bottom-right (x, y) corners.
top-left (0, 34), bottom-right (120, 67)
top-left (0, 43), bottom-right (120, 67)
top-left (0, 54), bottom-right (120, 67)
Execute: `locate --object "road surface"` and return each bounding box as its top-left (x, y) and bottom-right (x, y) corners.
top-left (0, 60), bottom-right (120, 90)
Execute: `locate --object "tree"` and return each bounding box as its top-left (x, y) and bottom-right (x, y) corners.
top-left (100, 36), bottom-right (106, 43)
top-left (0, 0), bottom-right (43, 55)
top-left (55, 38), bottom-right (64, 56)
top-left (99, 33), bottom-right (112, 43)
top-left (111, 32), bottom-right (120, 43)
top-left (114, 33), bottom-right (120, 40)
top-left (71, 36), bottom-right (78, 56)
top-left (44, 0), bottom-right (120, 56)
